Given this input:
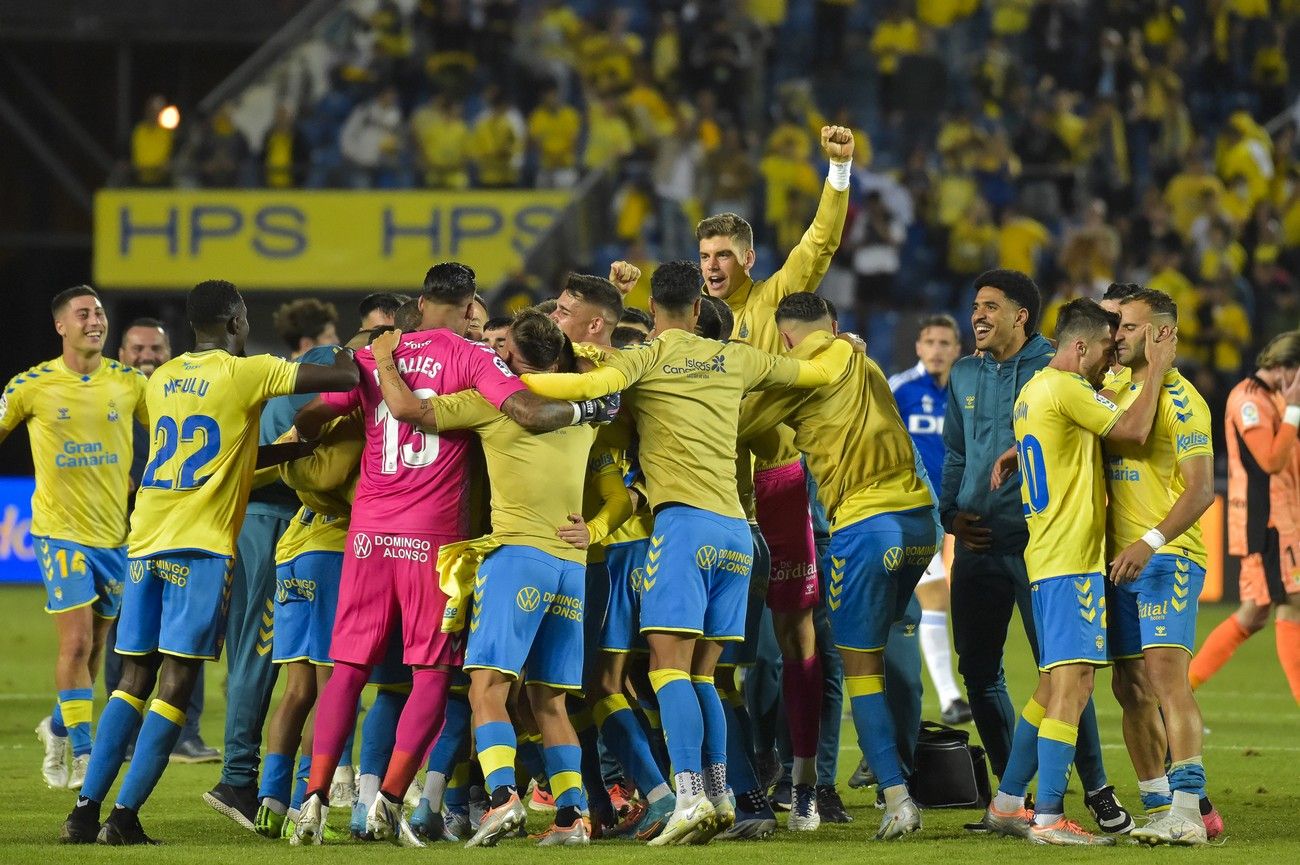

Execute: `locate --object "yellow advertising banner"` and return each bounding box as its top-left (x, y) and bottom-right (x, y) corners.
top-left (94, 189), bottom-right (571, 290)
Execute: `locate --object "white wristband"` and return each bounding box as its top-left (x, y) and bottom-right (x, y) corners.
top-left (828, 159), bottom-right (851, 192)
top-left (570, 402), bottom-right (582, 426)
top-left (1141, 528), bottom-right (1166, 551)
top-left (1284, 405), bottom-right (1300, 427)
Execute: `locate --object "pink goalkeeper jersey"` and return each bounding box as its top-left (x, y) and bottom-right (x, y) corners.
top-left (319, 329), bottom-right (526, 535)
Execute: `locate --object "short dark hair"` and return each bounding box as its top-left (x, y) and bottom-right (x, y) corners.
top-left (510, 310), bottom-right (567, 370)
top-left (187, 280), bottom-right (244, 330)
top-left (394, 298), bottom-right (422, 331)
top-left (620, 307), bottom-right (654, 331)
top-left (696, 295), bottom-right (734, 340)
top-left (612, 325), bottom-right (647, 348)
top-left (531, 298), bottom-right (559, 316)
top-left (1102, 282), bottom-right (1143, 302)
top-left (273, 298), bottom-right (339, 350)
top-left (1055, 298), bottom-right (1118, 343)
top-left (366, 324), bottom-right (398, 344)
top-left (564, 274), bottom-right (624, 325)
top-left (650, 260), bottom-right (703, 312)
top-left (823, 297), bottom-right (839, 324)
top-left (422, 262), bottom-right (478, 305)
top-left (358, 292), bottom-right (407, 320)
top-left (51, 285), bottom-right (99, 317)
top-left (1120, 287), bottom-right (1178, 322)
top-left (483, 316), bottom-right (513, 333)
top-left (973, 268), bottom-right (1042, 334)
top-left (917, 313), bottom-right (960, 338)
top-left (775, 292), bottom-right (832, 324)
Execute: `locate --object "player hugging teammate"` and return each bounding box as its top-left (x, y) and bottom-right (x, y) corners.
top-left (8, 129), bottom-right (1274, 850)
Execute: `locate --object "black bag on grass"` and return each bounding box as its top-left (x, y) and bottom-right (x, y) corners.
top-left (911, 721), bottom-right (992, 809)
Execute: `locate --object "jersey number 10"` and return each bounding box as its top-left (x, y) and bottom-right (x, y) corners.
top-left (1017, 434), bottom-right (1050, 514)
top-left (141, 415), bottom-right (221, 490)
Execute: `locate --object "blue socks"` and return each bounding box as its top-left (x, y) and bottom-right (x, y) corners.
top-left (291, 754), bottom-right (311, 809)
top-left (648, 669), bottom-right (703, 774)
top-left (1000, 699), bottom-right (1045, 797)
top-left (58, 688), bottom-right (95, 757)
top-left (116, 699), bottom-right (186, 810)
top-left (51, 700), bottom-right (68, 737)
top-left (543, 744), bottom-right (584, 810)
top-left (79, 690), bottom-right (146, 804)
top-left (846, 674), bottom-right (905, 791)
top-left (692, 678), bottom-right (728, 769)
top-left (259, 752), bottom-right (294, 807)
top-left (474, 721), bottom-right (518, 791)
top-left (594, 693), bottom-right (666, 796)
top-left (359, 688), bottom-right (405, 778)
top-left (1035, 718), bottom-right (1079, 816)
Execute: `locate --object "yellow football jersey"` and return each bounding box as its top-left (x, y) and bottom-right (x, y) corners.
top-left (1104, 368), bottom-right (1212, 566)
top-left (0, 357), bottom-right (147, 547)
top-left (524, 329), bottom-right (851, 519)
top-left (431, 389), bottom-right (599, 565)
top-left (275, 412), bottom-right (364, 565)
top-left (724, 180), bottom-right (848, 472)
top-left (1013, 367), bottom-right (1120, 582)
top-left (129, 351), bottom-right (299, 559)
top-left (738, 331), bottom-right (933, 529)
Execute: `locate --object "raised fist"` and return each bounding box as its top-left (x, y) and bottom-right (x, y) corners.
top-left (821, 125), bottom-right (854, 163)
top-left (608, 261), bottom-right (641, 296)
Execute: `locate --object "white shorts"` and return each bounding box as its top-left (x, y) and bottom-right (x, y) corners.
top-left (916, 551), bottom-right (947, 586)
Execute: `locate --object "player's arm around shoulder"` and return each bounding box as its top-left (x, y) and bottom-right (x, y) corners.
top-left (291, 345), bottom-right (360, 394)
top-left (763, 126), bottom-right (854, 302)
top-left (520, 351), bottom-right (638, 400)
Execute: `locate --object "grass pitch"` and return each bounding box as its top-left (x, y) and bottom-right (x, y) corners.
top-left (0, 585), bottom-right (1296, 863)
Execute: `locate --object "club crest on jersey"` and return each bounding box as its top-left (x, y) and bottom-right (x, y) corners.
top-left (107, 400), bottom-right (119, 422)
top-left (738, 323), bottom-right (749, 339)
top-left (352, 534), bottom-right (373, 559)
top-left (516, 586), bottom-right (541, 613)
top-left (882, 546), bottom-right (903, 571)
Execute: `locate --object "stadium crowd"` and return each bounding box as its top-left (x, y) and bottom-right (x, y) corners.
top-left (127, 1), bottom-right (1300, 416)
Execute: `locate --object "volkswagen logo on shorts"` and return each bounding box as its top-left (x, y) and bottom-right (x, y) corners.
top-left (630, 567), bottom-right (645, 592)
top-left (129, 560), bottom-right (146, 584)
top-left (516, 586), bottom-right (541, 612)
top-left (353, 533), bottom-right (373, 559)
top-left (882, 546), bottom-right (903, 571)
top-left (695, 545), bottom-right (718, 568)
